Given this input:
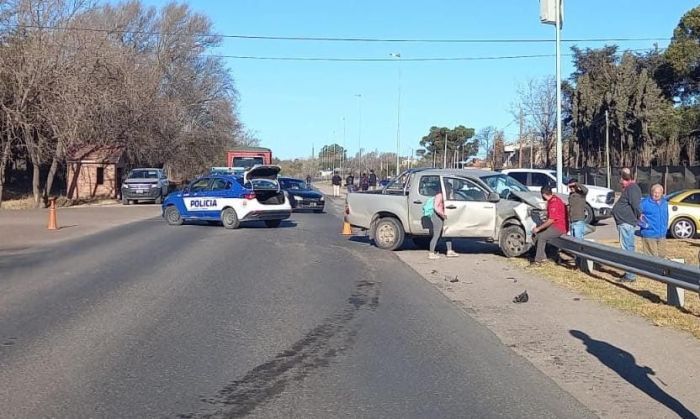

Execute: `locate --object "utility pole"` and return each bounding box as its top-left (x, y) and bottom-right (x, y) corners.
top-left (605, 109), bottom-right (611, 188)
top-left (341, 117), bottom-right (345, 174)
top-left (443, 132), bottom-right (448, 169)
top-left (518, 107), bottom-right (524, 168)
top-left (554, 0), bottom-right (563, 193)
top-left (391, 53), bottom-right (401, 177)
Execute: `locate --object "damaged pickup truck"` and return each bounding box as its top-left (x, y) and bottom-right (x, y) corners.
top-left (345, 168), bottom-right (547, 257)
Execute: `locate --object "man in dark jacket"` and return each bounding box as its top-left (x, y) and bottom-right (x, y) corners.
top-left (331, 172), bottom-right (342, 197)
top-left (567, 178), bottom-right (588, 239)
top-left (345, 173), bottom-right (355, 193)
top-left (368, 170), bottom-right (378, 191)
top-left (611, 168), bottom-right (642, 282)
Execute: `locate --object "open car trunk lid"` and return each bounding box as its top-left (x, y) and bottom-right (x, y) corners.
top-left (244, 165), bottom-right (282, 192)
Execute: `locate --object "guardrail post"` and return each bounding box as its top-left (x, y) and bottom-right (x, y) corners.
top-left (667, 258), bottom-right (686, 308)
top-left (578, 239), bottom-right (595, 274)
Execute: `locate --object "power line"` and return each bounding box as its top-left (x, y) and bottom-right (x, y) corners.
top-left (211, 48), bottom-right (661, 62)
top-left (6, 23), bottom-right (672, 44)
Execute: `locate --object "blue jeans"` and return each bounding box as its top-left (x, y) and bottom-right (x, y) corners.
top-left (571, 220), bottom-right (586, 239)
top-left (617, 223), bottom-right (636, 280)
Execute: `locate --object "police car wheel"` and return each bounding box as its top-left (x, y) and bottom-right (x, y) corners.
top-left (221, 208), bottom-right (240, 229)
top-left (265, 219), bottom-right (282, 228)
top-left (164, 206), bottom-right (183, 225)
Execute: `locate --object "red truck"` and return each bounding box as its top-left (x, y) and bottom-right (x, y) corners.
top-left (226, 146), bottom-right (272, 169)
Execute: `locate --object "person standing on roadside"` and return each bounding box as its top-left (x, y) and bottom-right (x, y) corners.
top-left (331, 171), bottom-right (342, 197)
top-left (360, 173), bottom-right (370, 191)
top-left (531, 185), bottom-right (568, 265)
top-left (346, 172), bottom-right (354, 193)
top-left (426, 181), bottom-right (458, 260)
top-left (639, 184), bottom-right (669, 258)
top-left (611, 168), bottom-right (642, 282)
top-left (306, 174), bottom-right (312, 186)
top-left (368, 169), bottom-right (378, 191)
top-left (567, 178), bottom-right (589, 239)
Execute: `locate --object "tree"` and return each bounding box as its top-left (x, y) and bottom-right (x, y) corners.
top-left (419, 125), bottom-right (477, 168)
top-left (663, 6), bottom-right (700, 104)
top-left (317, 143), bottom-right (346, 170)
top-left (514, 77), bottom-right (557, 167)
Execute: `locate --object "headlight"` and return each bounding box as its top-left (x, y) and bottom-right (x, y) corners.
top-left (122, 183), bottom-right (129, 189)
top-left (595, 194), bottom-right (607, 203)
top-left (151, 184), bottom-right (160, 188)
top-left (320, 196), bottom-right (325, 201)
top-left (294, 195), bottom-right (303, 201)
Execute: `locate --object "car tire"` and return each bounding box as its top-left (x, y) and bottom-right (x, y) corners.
top-left (164, 206), bottom-right (183, 226)
top-left (373, 217), bottom-right (405, 251)
top-left (221, 208), bottom-right (240, 229)
top-left (670, 217), bottom-right (696, 239)
top-left (265, 219), bottom-right (282, 228)
top-left (583, 204), bottom-right (595, 225)
top-left (122, 196), bottom-right (129, 205)
top-left (500, 225), bottom-right (529, 258)
top-left (412, 236), bottom-right (431, 249)
top-left (155, 195), bottom-right (163, 205)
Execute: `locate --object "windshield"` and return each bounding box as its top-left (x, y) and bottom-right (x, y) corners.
top-left (128, 170), bottom-right (159, 179)
top-left (666, 190), bottom-right (684, 200)
top-left (280, 179), bottom-right (308, 190)
top-left (481, 174), bottom-right (530, 198)
top-left (233, 157), bottom-right (264, 168)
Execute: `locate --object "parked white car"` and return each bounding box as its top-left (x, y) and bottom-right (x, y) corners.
top-left (501, 169), bottom-right (614, 224)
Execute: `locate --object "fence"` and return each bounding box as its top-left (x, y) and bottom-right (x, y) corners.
top-left (564, 166), bottom-right (700, 194)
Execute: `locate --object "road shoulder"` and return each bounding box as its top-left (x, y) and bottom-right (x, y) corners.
top-left (398, 247), bottom-right (699, 418)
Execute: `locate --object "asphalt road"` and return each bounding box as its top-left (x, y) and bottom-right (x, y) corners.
top-left (0, 203), bottom-right (594, 418)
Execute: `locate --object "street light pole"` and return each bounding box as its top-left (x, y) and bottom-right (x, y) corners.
top-left (354, 94), bottom-right (362, 171)
top-left (555, 0), bottom-right (563, 193)
top-left (391, 53), bottom-right (401, 177)
top-left (341, 117), bottom-right (346, 174)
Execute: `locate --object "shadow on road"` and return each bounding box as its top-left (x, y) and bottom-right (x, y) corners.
top-left (570, 330), bottom-right (698, 419)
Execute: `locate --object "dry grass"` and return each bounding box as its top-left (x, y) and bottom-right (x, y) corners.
top-left (513, 238), bottom-right (700, 339)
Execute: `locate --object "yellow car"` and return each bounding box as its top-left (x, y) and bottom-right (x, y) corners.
top-left (668, 189), bottom-right (700, 239)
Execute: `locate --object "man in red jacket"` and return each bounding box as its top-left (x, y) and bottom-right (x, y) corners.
top-left (531, 185), bottom-right (568, 265)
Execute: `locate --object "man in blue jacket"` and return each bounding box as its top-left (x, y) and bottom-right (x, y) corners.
top-left (639, 184), bottom-right (669, 258)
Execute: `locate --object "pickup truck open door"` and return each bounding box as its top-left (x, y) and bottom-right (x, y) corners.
top-left (441, 176), bottom-right (497, 238)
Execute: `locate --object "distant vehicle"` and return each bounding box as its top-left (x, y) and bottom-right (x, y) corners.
top-left (279, 177), bottom-right (324, 213)
top-left (225, 146), bottom-right (272, 170)
top-left (121, 168), bottom-right (169, 205)
top-left (345, 168), bottom-right (546, 257)
top-left (667, 189), bottom-right (700, 239)
top-left (501, 168), bottom-right (614, 224)
top-left (161, 166), bottom-right (291, 229)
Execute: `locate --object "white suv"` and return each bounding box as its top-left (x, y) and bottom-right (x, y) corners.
top-left (501, 169), bottom-right (614, 224)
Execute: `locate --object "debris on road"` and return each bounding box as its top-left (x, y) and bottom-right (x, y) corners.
top-left (513, 291), bottom-right (529, 303)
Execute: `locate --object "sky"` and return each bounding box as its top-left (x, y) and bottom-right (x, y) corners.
top-left (144, 0), bottom-right (697, 160)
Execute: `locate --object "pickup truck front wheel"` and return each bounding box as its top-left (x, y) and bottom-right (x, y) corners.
top-left (374, 217), bottom-right (405, 251)
top-left (500, 225), bottom-right (529, 258)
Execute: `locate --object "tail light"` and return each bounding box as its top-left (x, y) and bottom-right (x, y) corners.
top-left (244, 192), bottom-right (256, 200)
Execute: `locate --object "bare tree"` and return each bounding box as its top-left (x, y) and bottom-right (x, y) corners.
top-left (515, 77), bottom-right (557, 167)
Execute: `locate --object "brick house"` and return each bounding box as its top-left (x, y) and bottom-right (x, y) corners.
top-left (66, 145), bottom-right (126, 200)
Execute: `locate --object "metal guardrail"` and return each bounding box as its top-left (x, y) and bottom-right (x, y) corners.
top-left (550, 236), bottom-right (700, 294)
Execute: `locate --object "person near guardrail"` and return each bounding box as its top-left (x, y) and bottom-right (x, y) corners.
top-left (360, 173), bottom-right (370, 192)
top-left (639, 184), bottom-right (669, 258)
top-left (331, 172), bottom-right (342, 197)
top-left (612, 168), bottom-right (643, 282)
top-left (346, 173), bottom-right (355, 193)
top-left (369, 170), bottom-right (378, 191)
top-left (567, 178), bottom-right (589, 239)
top-left (531, 185), bottom-right (568, 266)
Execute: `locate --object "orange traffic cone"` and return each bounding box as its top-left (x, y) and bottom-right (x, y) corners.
top-left (47, 197), bottom-right (58, 230)
top-left (341, 218), bottom-right (352, 236)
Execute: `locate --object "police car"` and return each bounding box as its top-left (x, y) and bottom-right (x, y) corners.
top-left (162, 165), bottom-right (292, 229)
